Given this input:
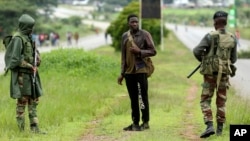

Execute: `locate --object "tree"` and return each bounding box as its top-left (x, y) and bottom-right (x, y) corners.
top-left (0, 0), bottom-right (58, 37)
top-left (0, 0), bottom-right (37, 36)
top-left (106, 1), bottom-right (168, 51)
top-left (98, 0), bottom-right (133, 7)
top-left (30, 0), bottom-right (58, 22)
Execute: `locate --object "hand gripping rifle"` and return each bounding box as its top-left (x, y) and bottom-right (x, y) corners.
top-left (32, 41), bottom-right (38, 99)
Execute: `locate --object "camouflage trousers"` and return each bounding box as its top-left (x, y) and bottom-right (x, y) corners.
top-left (16, 96), bottom-right (39, 131)
top-left (200, 74), bottom-right (229, 124)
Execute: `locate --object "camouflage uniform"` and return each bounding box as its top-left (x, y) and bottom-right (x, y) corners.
top-left (200, 74), bottom-right (228, 123)
top-left (194, 29), bottom-right (237, 125)
top-left (193, 11), bottom-right (237, 138)
top-left (4, 14), bottom-right (44, 133)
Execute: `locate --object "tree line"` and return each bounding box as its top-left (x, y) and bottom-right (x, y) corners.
top-left (0, 0), bottom-right (57, 37)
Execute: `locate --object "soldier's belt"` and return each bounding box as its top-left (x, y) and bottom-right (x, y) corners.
top-left (18, 68), bottom-right (33, 74)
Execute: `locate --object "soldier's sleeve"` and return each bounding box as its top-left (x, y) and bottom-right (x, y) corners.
top-left (5, 37), bottom-right (23, 69)
top-left (230, 36), bottom-right (237, 64)
top-left (193, 34), bottom-right (210, 62)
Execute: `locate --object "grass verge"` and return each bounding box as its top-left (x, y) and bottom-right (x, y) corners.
top-left (0, 31), bottom-right (249, 141)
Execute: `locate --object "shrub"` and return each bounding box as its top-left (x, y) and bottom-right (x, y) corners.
top-left (107, 1), bottom-right (169, 51)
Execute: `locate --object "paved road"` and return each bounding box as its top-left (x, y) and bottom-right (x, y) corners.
top-left (0, 21), bottom-right (111, 74)
top-left (166, 23), bottom-right (250, 98)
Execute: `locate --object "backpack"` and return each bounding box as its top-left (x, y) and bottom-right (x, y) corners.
top-left (3, 34), bottom-right (25, 75)
top-left (127, 31), bottom-right (155, 77)
top-left (3, 34), bottom-right (25, 50)
top-left (200, 31), bottom-right (236, 75)
top-left (200, 31), bottom-right (236, 89)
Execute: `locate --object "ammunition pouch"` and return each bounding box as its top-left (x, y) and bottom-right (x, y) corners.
top-left (200, 56), bottom-right (232, 75)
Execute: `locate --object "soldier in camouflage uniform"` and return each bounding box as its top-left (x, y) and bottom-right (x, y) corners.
top-left (193, 11), bottom-right (237, 138)
top-left (4, 14), bottom-right (45, 134)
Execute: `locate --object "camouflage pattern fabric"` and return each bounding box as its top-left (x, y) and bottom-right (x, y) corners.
top-left (16, 96), bottom-right (39, 131)
top-left (200, 74), bottom-right (229, 123)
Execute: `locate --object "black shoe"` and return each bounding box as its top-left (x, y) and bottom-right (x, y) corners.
top-left (200, 122), bottom-right (215, 138)
top-left (123, 124), bottom-right (142, 131)
top-left (140, 122), bottom-right (150, 130)
top-left (30, 124), bottom-right (47, 134)
top-left (216, 122), bottom-right (223, 136)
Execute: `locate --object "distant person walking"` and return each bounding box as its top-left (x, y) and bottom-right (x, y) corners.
top-left (66, 31), bottom-right (72, 46)
top-left (193, 11), bottom-right (237, 138)
top-left (117, 14), bottom-right (157, 131)
top-left (4, 14), bottom-right (45, 134)
top-left (104, 31), bottom-right (108, 44)
top-left (74, 32), bottom-right (79, 46)
top-left (235, 29), bottom-right (241, 47)
top-left (175, 24), bottom-right (178, 31)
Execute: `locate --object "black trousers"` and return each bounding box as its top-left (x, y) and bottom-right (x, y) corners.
top-left (124, 73), bottom-right (149, 125)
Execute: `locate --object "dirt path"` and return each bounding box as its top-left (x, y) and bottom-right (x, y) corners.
top-left (78, 95), bottom-right (131, 141)
top-left (78, 119), bottom-right (111, 141)
top-left (79, 83), bottom-right (202, 141)
top-left (180, 82), bottom-right (202, 141)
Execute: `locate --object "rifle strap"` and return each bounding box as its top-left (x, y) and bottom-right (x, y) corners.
top-left (212, 34), bottom-right (221, 91)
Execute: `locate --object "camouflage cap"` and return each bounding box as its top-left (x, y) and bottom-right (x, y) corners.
top-left (213, 11), bottom-right (228, 20)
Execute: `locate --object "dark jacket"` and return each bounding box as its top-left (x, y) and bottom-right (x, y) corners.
top-left (120, 29), bottom-right (157, 75)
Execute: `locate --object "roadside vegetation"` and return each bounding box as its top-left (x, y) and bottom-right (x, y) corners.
top-left (163, 7), bottom-right (250, 58)
top-left (0, 31), bottom-right (250, 141)
top-left (106, 1), bottom-right (169, 51)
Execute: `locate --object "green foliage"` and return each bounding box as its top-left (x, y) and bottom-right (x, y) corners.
top-left (0, 48), bottom-right (121, 140)
top-left (107, 1), bottom-right (169, 51)
top-left (0, 0), bottom-right (37, 36)
top-left (1, 32), bottom-right (250, 141)
top-left (61, 16), bottom-right (82, 27)
top-left (163, 8), bottom-right (219, 26)
top-left (40, 48), bottom-right (119, 77)
top-left (0, 0), bottom-right (58, 37)
top-left (98, 0), bottom-right (133, 7)
top-left (238, 50), bottom-right (250, 58)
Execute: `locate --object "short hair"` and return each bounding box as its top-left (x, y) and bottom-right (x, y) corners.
top-left (127, 14), bottom-right (138, 22)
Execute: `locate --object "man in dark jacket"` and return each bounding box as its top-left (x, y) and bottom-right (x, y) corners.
top-left (193, 11), bottom-right (237, 138)
top-left (4, 14), bottom-right (44, 134)
top-left (117, 14), bottom-right (157, 131)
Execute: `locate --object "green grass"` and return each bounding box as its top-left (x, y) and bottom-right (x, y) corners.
top-left (0, 31), bottom-right (250, 141)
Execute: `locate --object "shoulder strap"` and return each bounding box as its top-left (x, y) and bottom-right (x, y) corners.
top-left (13, 35), bottom-right (25, 54)
top-left (209, 31), bottom-right (219, 55)
top-left (127, 30), bottom-right (138, 48)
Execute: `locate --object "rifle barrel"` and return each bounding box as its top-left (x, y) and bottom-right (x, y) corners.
top-left (187, 64), bottom-right (201, 79)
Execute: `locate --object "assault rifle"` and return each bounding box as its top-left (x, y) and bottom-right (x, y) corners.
top-left (32, 41), bottom-right (38, 99)
top-left (187, 64), bottom-right (201, 79)
top-left (187, 49), bottom-right (206, 79)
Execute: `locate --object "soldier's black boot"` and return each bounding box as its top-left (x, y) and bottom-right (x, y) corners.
top-left (216, 122), bottom-right (223, 136)
top-left (30, 123), bottom-right (46, 134)
top-left (200, 121), bottom-right (215, 138)
top-left (16, 117), bottom-right (25, 132)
